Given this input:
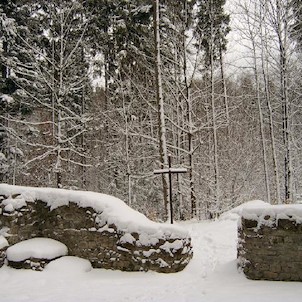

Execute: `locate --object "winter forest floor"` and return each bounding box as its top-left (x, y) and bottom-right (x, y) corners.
top-left (0, 218), bottom-right (301, 302)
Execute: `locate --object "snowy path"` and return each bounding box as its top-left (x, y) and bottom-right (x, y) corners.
top-left (1, 219), bottom-right (302, 302)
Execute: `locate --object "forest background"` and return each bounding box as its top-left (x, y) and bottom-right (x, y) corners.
top-left (1, 0), bottom-right (301, 221)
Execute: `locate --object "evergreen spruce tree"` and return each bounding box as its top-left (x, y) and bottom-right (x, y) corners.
top-left (194, 0), bottom-right (230, 67)
top-left (291, 0), bottom-right (302, 48)
top-left (1, 0), bottom-right (94, 188)
top-left (0, 0), bottom-right (28, 182)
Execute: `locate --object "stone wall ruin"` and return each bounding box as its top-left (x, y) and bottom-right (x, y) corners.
top-left (238, 204), bottom-right (302, 281)
top-left (0, 185), bottom-right (193, 273)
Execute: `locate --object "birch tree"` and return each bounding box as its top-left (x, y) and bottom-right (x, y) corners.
top-left (262, 0), bottom-right (296, 202)
top-left (237, 0), bottom-right (298, 203)
top-left (240, 0), bottom-right (271, 204)
top-left (259, 0), bottom-right (281, 204)
top-left (274, 0), bottom-right (293, 202)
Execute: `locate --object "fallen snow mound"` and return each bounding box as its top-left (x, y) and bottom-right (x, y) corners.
top-left (6, 238), bottom-right (68, 262)
top-left (221, 200), bottom-right (302, 225)
top-left (241, 204), bottom-right (302, 226)
top-left (45, 256), bottom-right (92, 274)
top-left (220, 200), bottom-right (270, 221)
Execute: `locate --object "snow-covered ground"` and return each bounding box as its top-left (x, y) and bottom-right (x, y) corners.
top-left (1, 214), bottom-right (302, 302)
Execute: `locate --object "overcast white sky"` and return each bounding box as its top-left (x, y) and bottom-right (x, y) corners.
top-left (225, 0), bottom-right (253, 74)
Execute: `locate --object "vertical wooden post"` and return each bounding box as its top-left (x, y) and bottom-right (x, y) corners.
top-left (154, 155), bottom-right (187, 224)
top-left (168, 155), bottom-right (173, 224)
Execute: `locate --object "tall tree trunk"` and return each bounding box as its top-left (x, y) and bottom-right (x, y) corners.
top-left (81, 85), bottom-right (86, 189)
top-left (153, 0), bottom-right (169, 218)
top-left (182, 0), bottom-right (196, 218)
top-left (205, 102), bottom-right (212, 219)
top-left (56, 11), bottom-right (65, 189)
top-left (0, 41), bottom-right (9, 183)
top-left (260, 0), bottom-right (281, 204)
top-left (174, 50), bottom-right (184, 220)
top-left (80, 14), bottom-right (86, 189)
top-left (210, 56), bottom-right (220, 215)
top-left (209, 11), bottom-right (220, 215)
top-left (219, 45), bottom-right (229, 128)
top-left (262, 51), bottom-right (281, 204)
top-left (121, 74), bottom-right (132, 206)
top-left (247, 1), bottom-right (271, 203)
top-left (56, 107), bottom-right (63, 188)
top-left (276, 0), bottom-right (292, 203)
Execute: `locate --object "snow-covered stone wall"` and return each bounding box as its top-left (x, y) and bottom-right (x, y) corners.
top-left (238, 204), bottom-right (302, 281)
top-left (0, 184), bottom-right (193, 273)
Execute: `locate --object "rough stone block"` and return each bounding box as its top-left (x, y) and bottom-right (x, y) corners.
top-left (0, 249), bottom-right (6, 268)
top-left (238, 204), bottom-right (302, 281)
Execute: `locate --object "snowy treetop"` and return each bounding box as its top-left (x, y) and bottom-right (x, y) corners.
top-left (0, 184), bottom-right (189, 240)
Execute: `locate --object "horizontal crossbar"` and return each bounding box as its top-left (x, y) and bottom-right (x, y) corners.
top-left (154, 168), bottom-right (187, 174)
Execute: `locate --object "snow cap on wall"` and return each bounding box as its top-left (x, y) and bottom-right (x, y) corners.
top-left (0, 184), bottom-right (189, 240)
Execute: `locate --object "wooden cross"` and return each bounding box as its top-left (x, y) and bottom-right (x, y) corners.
top-left (154, 154), bottom-right (187, 224)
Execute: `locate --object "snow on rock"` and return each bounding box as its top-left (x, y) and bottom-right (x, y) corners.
top-left (0, 184), bottom-right (188, 240)
top-left (220, 200), bottom-right (270, 221)
top-left (44, 256), bottom-right (92, 274)
top-left (119, 233), bottom-right (136, 244)
top-left (238, 203), bottom-right (302, 281)
top-left (0, 236), bottom-right (7, 268)
top-left (0, 236), bottom-right (8, 249)
top-left (2, 194), bottom-right (27, 212)
top-left (6, 238), bottom-right (68, 262)
top-left (160, 240), bottom-right (184, 256)
top-left (227, 200), bottom-right (302, 229)
top-left (240, 204), bottom-right (302, 229)
top-left (0, 184), bottom-right (193, 273)
top-left (0, 94), bottom-right (14, 104)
